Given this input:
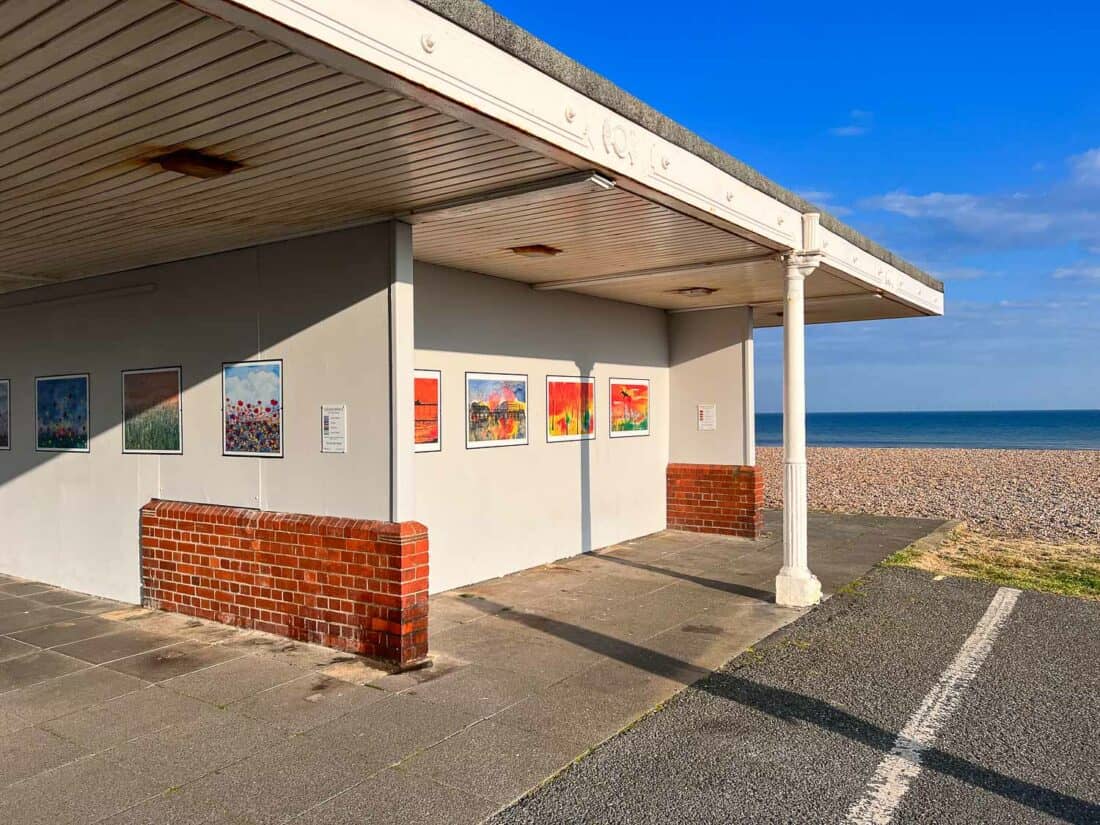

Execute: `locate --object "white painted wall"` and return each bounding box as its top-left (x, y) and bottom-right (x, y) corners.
top-left (0, 226), bottom-right (398, 602)
top-left (668, 307), bottom-right (753, 466)
top-left (414, 263), bottom-right (670, 593)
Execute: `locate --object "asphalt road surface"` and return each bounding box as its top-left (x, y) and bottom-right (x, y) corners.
top-left (491, 567), bottom-right (1100, 824)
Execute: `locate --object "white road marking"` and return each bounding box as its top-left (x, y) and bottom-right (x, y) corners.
top-left (845, 586), bottom-right (1022, 825)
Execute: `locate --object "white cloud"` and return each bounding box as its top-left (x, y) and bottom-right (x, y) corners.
top-left (828, 109), bottom-right (872, 137)
top-left (796, 188), bottom-right (852, 216)
top-left (225, 366), bottom-right (281, 406)
top-left (929, 266), bottom-right (991, 281)
top-left (1052, 262), bottom-right (1100, 280)
top-left (1069, 148), bottom-right (1100, 186)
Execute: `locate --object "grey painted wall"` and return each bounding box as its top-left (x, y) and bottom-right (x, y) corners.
top-left (668, 307), bottom-right (752, 466)
top-left (0, 226), bottom-right (397, 602)
top-left (414, 263), bottom-right (671, 593)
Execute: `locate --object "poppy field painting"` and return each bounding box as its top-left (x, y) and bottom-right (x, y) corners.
top-left (415, 369), bottom-right (441, 452)
top-left (36, 374), bottom-right (90, 452)
top-left (223, 360), bottom-right (283, 457)
top-left (609, 378), bottom-right (650, 438)
top-left (123, 367), bottom-right (182, 454)
top-left (0, 379), bottom-right (9, 450)
top-left (546, 376), bottom-right (595, 443)
top-left (466, 372), bottom-right (527, 448)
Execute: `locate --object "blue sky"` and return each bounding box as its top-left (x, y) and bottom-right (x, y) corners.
top-left (492, 0), bottom-right (1100, 412)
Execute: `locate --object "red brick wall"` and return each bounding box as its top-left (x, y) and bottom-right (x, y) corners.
top-left (666, 463), bottom-right (764, 538)
top-left (139, 500), bottom-right (428, 666)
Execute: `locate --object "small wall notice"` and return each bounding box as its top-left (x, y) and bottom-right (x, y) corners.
top-left (140, 499), bottom-right (429, 665)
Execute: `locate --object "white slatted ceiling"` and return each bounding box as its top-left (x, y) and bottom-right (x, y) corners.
top-left (0, 0), bottom-right (569, 285)
top-left (0, 0), bottom-right (800, 314)
top-left (413, 187), bottom-right (767, 284)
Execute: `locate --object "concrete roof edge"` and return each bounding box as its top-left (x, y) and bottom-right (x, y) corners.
top-left (412, 0), bottom-right (943, 294)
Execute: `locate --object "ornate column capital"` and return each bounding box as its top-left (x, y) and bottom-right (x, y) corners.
top-left (781, 251), bottom-right (822, 279)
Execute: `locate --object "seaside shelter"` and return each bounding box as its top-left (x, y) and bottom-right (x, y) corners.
top-left (0, 0), bottom-right (944, 664)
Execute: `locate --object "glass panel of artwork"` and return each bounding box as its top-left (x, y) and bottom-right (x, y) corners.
top-left (123, 367), bottom-right (182, 454)
top-left (0, 379), bottom-right (9, 450)
top-left (546, 375), bottom-right (595, 443)
top-left (466, 372), bottom-right (527, 448)
top-left (223, 360), bottom-right (283, 457)
top-left (36, 374), bottom-right (90, 452)
top-left (414, 369), bottom-right (442, 452)
top-left (609, 378), bottom-right (650, 438)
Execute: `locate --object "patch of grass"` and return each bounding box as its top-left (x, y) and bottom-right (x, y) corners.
top-left (835, 578), bottom-right (867, 598)
top-left (886, 524), bottom-right (1100, 600)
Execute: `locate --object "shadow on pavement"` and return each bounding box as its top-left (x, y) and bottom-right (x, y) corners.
top-left (471, 596), bottom-right (1100, 823)
top-left (592, 553), bottom-right (776, 603)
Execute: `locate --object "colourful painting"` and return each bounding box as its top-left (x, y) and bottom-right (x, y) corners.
top-left (609, 378), bottom-right (650, 438)
top-left (466, 372), bottom-right (527, 448)
top-left (546, 376), bottom-right (595, 443)
top-left (415, 369), bottom-right (442, 453)
top-left (36, 374), bottom-right (90, 452)
top-left (223, 360), bottom-right (283, 457)
top-left (122, 367), bottom-right (182, 454)
top-left (0, 379), bottom-right (9, 450)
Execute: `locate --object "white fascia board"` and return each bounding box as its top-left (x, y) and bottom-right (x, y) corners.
top-left (818, 226), bottom-right (944, 316)
top-left (185, 0), bottom-right (803, 251)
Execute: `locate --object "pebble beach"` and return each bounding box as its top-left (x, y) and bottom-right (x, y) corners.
top-left (757, 446), bottom-right (1100, 543)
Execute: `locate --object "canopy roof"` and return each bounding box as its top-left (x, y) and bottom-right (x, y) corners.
top-left (0, 0), bottom-right (943, 325)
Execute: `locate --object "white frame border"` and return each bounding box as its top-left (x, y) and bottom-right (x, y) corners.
top-left (121, 366), bottom-right (183, 455)
top-left (35, 373), bottom-right (91, 453)
top-left (546, 375), bottom-right (596, 443)
top-left (465, 371), bottom-right (528, 449)
top-left (414, 368), bottom-right (442, 453)
top-left (609, 377), bottom-right (651, 439)
top-left (222, 359), bottom-right (284, 459)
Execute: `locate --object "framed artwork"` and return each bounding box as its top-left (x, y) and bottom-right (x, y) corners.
top-left (122, 367), bottom-right (182, 454)
top-left (414, 369), bottom-right (442, 453)
top-left (223, 359), bottom-right (283, 457)
top-left (466, 371), bottom-right (527, 449)
top-left (0, 379), bottom-right (9, 450)
top-left (609, 377), bottom-right (650, 438)
top-left (36, 374), bottom-right (90, 452)
top-left (546, 375), bottom-right (595, 443)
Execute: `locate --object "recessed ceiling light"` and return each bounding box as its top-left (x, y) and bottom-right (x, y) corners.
top-left (672, 286), bottom-right (718, 297)
top-left (151, 148), bottom-right (242, 179)
top-left (509, 244), bottom-right (562, 258)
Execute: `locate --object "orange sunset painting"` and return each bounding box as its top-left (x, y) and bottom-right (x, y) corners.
top-left (466, 372), bottom-right (527, 448)
top-left (610, 378), bottom-right (650, 437)
top-left (414, 369), bottom-right (441, 452)
top-left (546, 376), bottom-right (595, 442)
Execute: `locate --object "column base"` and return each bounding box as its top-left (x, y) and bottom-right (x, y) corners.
top-left (775, 567), bottom-right (821, 608)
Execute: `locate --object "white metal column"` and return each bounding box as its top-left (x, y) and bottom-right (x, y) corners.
top-left (775, 250), bottom-right (821, 607)
top-left (389, 220), bottom-right (416, 523)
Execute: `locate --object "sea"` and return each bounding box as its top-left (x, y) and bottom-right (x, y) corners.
top-left (755, 410), bottom-right (1100, 451)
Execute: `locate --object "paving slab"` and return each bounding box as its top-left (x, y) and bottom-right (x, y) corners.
top-left (0, 666), bottom-right (147, 725)
top-left (40, 684), bottom-right (220, 749)
top-left (0, 581), bottom-right (55, 597)
top-left (172, 734), bottom-right (380, 823)
top-left (0, 752), bottom-right (166, 825)
top-left (0, 606), bottom-right (84, 635)
top-left (305, 692), bottom-right (480, 769)
top-left (52, 629), bottom-right (179, 664)
top-left (0, 725), bottom-right (89, 787)
top-left (294, 766), bottom-right (498, 825)
top-left (0, 636), bottom-right (36, 663)
top-left (231, 672), bottom-right (389, 733)
top-left (9, 615), bottom-right (119, 648)
top-left (103, 641), bottom-right (244, 682)
top-left (0, 650), bottom-right (89, 692)
top-left (161, 653), bottom-right (309, 705)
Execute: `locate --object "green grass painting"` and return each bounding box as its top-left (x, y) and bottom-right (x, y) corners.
top-left (123, 368), bottom-right (181, 453)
